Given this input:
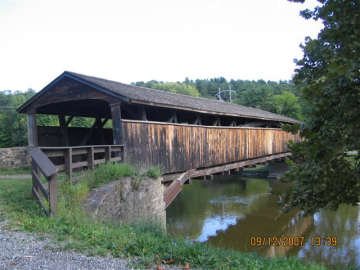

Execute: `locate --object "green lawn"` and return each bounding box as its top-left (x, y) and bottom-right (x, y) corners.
top-left (0, 167), bottom-right (30, 175)
top-left (0, 164), bottom-right (332, 270)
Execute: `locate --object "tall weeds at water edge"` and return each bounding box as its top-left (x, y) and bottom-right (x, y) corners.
top-left (0, 167), bottom-right (333, 270)
top-left (83, 162), bottom-right (161, 189)
top-left (86, 162), bottom-right (136, 189)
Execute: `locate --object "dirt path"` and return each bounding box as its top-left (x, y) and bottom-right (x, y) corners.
top-left (0, 175), bottom-right (31, 179)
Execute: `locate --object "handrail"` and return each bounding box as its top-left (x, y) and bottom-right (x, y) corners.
top-left (29, 144), bottom-right (125, 216)
top-left (29, 147), bottom-right (58, 216)
top-left (40, 145), bottom-right (124, 180)
top-left (30, 148), bottom-right (57, 177)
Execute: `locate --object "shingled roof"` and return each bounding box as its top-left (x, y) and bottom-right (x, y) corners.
top-left (18, 71), bottom-right (300, 124)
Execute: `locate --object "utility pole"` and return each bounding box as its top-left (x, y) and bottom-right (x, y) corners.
top-left (215, 87), bottom-right (236, 103)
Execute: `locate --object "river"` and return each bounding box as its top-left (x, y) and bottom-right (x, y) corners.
top-left (166, 174), bottom-right (360, 269)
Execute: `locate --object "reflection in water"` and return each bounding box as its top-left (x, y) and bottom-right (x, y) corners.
top-left (197, 215), bottom-right (242, 242)
top-left (166, 175), bottom-right (360, 269)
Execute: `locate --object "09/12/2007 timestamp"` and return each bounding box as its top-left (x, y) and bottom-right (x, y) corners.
top-left (249, 236), bottom-right (337, 247)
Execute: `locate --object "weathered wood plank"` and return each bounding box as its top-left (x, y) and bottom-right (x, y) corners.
top-left (58, 114), bottom-right (69, 146)
top-left (27, 114), bottom-right (38, 147)
top-left (32, 170), bottom-right (49, 200)
top-left (164, 180), bottom-right (182, 208)
top-left (32, 187), bottom-right (50, 216)
top-left (55, 164), bottom-right (65, 172)
top-left (64, 148), bottom-right (72, 179)
top-left (29, 148), bottom-right (57, 178)
top-left (123, 120), bottom-right (299, 174)
top-left (110, 103), bottom-right (123, 145)
top-left (88, 147), bottom-right (94, 170)
top-left (72, 161), bottom-right (88, 169)
top-left (48, 174), bottom-right (58, 216)
top-left (105, 146), bottom-right (111, 162)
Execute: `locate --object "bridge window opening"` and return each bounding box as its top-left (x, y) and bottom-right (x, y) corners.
top-left (34, 99), bottom-right (114, 147)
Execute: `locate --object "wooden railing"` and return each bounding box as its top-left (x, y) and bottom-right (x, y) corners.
top-left (123, 120), bottom-right (300, 174)
top-left (29, 147), bottom-right (58, 216)
top-left (30, 145), bottom-right (124, 216)
top-left (40, 145), bottom-right (124, 180)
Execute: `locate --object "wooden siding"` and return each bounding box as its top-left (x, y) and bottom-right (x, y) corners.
top-left (123, 120), bottom-right (300, 174)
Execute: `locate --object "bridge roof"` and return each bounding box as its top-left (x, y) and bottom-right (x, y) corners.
top-left (18, 71), bottom-right (300, 124)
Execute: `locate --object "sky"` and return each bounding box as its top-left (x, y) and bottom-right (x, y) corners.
top-left (0, 0), bottom-right (323, 91)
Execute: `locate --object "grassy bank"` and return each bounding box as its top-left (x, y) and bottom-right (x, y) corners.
top-left (0, 167), bottom-right (30, 175)
top-left (0, 163), bottom-right (328, 270)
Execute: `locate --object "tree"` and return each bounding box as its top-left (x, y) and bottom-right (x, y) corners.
top-left (0, 90), bottom-right (34, 147)
top-left (269, 91), bottom-right (302, 120)
top-left (284, 0), bottom-right (360, 214)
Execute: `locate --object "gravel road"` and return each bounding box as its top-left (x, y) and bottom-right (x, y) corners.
top-left (0, 222), bottom-right (182, 270)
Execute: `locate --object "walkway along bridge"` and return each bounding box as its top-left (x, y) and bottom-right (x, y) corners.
top-left (18, 71), bottom-right (301, 215)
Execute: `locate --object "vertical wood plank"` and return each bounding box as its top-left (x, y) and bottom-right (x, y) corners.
top-left (58, 115), bottom-right (69, 146)
top-left (110, 103), bottom-right (123, 145)
top-left (48, 174), bottom-right (58, 216)
top-left (27, 113), bottom-right (38, 147)
top-left (31, 160), bottom-right (40, 193)
top-left (64, 148), bottom-right (72, 180)
top-left (88, 147), bottom-right (94, 170)
top-left (105, 146), bottom-right (111, 162)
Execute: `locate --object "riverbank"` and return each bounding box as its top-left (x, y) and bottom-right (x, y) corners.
top-left (0, 165), bottom-right (329, 270)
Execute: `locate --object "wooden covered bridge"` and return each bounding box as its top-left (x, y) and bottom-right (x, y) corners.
top-left (18, 71), bottom-right (300, 215)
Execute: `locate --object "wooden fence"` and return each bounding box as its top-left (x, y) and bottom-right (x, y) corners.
top-left (30, 145), bottom-right (124, 215)
top-left (30, 148), bottom-right (58, 216)
top-left (123, 120), bottom-right (300, 174)
top-left (40, 145), bottom-right (124, 180)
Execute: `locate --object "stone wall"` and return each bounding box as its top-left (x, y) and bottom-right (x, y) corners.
top-left (84, 177), bottom-right (166, 229)
top-left (0, 147), bottom-right (30, 169)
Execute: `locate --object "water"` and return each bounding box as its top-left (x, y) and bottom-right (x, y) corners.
top-left (166, 175), bottom-right (360, 269)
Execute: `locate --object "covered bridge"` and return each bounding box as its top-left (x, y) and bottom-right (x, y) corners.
top-left (18, 71), bottom-right (301, 213)
top-left (18, 71), bottom-right (300, 175)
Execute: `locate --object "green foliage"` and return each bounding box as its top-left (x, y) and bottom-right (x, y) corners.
top-left (284, 0), bottom-right (360, 214)
top-left (135, 78), bottom-right (304, 120)
top-left (269, 91), bottom-right (303, 120)
top-left (0, 89), bottom-right (35, 147)
top-left (83, 162), bottom-right (137, 189)
top-left (135, 81), bottom-right (200, 97)
top-left (145, 166), bottom-right (161, 179)
top-left (0, 167), bottom-right (30, 175)
top-left (0, 176), bottom-right (328, 270)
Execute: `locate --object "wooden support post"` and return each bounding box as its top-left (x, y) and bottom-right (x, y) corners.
top-left (213, 118), bottom-right (221, 126)
top-left (110, 103), bottom-right (123, 145)
top-left (105, 146), bottom-right (111, 162)
top-left (168, 112), bottom-right (178, 123)
top-left (100, 118), bottom-right (109, 145)
top-left (80, 117), bottom-right (101, 145)
top-left (48, 174), bottom-right (58, 216)
top-left (209, 174), bottom-right (214, 180)
top-left (193, 115), bottom-right (202, 125)
top-left (139, 106), bottom-right (147, 120)
top-left (64, 148), bottom-right (72, 180)
top-left (59, 115), bottom-right (69, 146)
top-left (27, 113), bottom-right (38, 147)
top-left (88, 147), bottom-right (95, 170)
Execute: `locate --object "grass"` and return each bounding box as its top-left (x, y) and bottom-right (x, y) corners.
top-left (0, 164), bottom-right (331, 270)
top-left (0, 167), bottom-right (30, 175)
